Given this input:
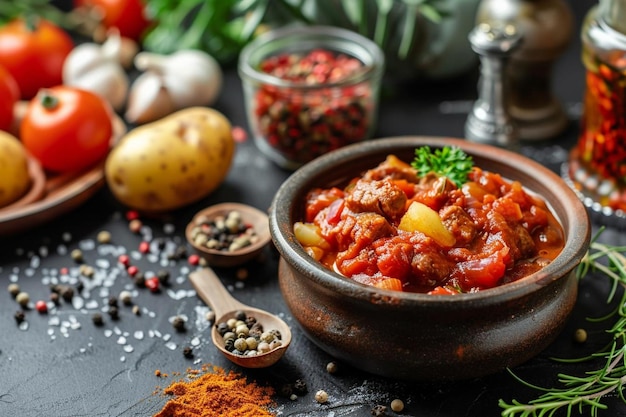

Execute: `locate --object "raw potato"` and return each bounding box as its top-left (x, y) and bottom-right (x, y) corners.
top-left (105, 107), bottom-right (235, 211)
top-left (0, 131), bottom-right (31, 208)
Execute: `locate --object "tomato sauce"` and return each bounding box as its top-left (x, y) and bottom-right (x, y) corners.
top-left (295, 155), bottom-right (565, 294)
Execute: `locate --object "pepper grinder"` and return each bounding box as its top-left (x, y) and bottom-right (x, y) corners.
top-left (465, 23), bottom-right (523, 149)
top-left (476, 0), bottom-right (574, 141)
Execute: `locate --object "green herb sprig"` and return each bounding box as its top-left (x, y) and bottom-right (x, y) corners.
top-left (411, 145), bottom-right (473, 188)
top-left (500, 228), bottom-right (626, 417)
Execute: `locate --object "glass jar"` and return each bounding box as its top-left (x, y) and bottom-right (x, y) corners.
top-left (567, 0), bottom-right (626, 219)
top-left (238, 25), bottom-right (385, 170)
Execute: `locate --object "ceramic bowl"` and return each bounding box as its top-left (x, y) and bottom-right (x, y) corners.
top-left (186, 203), bottom-right (271, 268)
top-left (269, 136), bottom-right (590, 381)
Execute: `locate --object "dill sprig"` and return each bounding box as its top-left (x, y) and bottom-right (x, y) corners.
top-left (411, 145), bottom-right (474, 188)
top-left (499, 228), bottom-right (626, 417)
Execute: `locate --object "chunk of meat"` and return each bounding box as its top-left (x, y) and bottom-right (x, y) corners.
top-left (335, 212), bottom-right (395, 258)
top-left (440, 205), bottom-right (477, 246)
top-left (345, 179), bottom-right (407, 219)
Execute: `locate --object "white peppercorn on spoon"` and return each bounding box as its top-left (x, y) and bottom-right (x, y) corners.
top-left (189, 267), bottom-right (291, 368)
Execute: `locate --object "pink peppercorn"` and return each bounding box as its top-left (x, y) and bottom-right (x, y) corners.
top-left (118, 254), bottom-right (130, 267)
top-left (126, 210), bottom-right (140, 221)
top-left (35, 300), bottom-right (48, 314)
top-left (188, 254), bottom-right (200, 266)
top-left (145, 276), bottom-right (160, 293)
top-left (127, 265), bottom-right (139, 277)
top-left (139, 241), bottom-right (150, 254)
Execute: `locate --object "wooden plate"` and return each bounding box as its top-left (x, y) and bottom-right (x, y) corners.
top-left (0, 113), bottom-right (126, 236)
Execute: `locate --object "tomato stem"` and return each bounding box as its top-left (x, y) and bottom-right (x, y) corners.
top-left (38, 90), bottom-right (59, 110)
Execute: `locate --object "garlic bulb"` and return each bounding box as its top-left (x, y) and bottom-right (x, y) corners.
top-left (125, 50), bottom-right (223, 124)
top-left (62, 31), bottom-right (130, 112)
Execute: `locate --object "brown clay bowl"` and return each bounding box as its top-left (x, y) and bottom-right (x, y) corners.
top-left (269, 136), bottom-right (590, 381)
top-left (186, 202), bottom-right (271, 268)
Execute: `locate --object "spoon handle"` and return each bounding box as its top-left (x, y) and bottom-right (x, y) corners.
top-left (189, 267), bottom-right (248, 317)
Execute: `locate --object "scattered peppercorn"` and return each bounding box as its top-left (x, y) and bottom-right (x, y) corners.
top-left (145, 276), bottom-right (160, 293)
top-left (35, 300), bottom-right (48, 314)
top-left (71, 249), bottom-right (84, 263)
top-left (128, 218), bottom-right (142, 233)
top-left (118, 254), bottom-right (130, 267)
top-left (49, 292), bottom-right (60, 305)
top-left (132, 305), bottom-right (141, 316)
top-left (14, 310), bottom-right (25, 324)
top-left (139, 241), bottom-right (150, 254)
top-left (326, 361), bottom-right (338, 374)
top-left (7, 283), bottom-right (20, 297)
top-left (92, 313), bottom-right (104, 326)
top-left (134, 272), bottom-right (146, 288)
top-left (574, 328), bottom-right (588, 344)
top-left (16, 291), bottom-right (30, 307)
top-left (108, 306), bottom-right (119, 320)
top-left (182, 346), bottom-right (194, 359)
top-left (127, 265), bottom-right (139, 277)
top-left (172, 316), bottom-right (186, 332)
top-left (314, 390), bottom-right (329, 404)
top-left (187, 254), bottom-right (200, 266)
top-left (79, 264), bottom-right (95, 278)
top-left (97, 230), bottom-right (112, 244)
top-left (108, 296), bottom-right (118, 307)
top-left (119, 290), bottom-right (133, 306)
top-left (156, 270), bottom-right (170, 286)
top-left (61, 286), bottom-right (74, 302)
top-left (390, 399), bottom-right (404, 413)
top-left (293, 379), bottom-right (308, 395)
top-left (371, 404), bottom-right (387, 416)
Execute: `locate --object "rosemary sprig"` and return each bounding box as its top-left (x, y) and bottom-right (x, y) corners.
top-left (499, 229), bottom-right (626, 417)
top-left (411, 145), bottom-right (474, 188)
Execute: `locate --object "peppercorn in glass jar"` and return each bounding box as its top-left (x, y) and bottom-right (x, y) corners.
top-left (566, 0), bottom-right (626, 224)
top-left (238, 25), bottom-right (385, 170)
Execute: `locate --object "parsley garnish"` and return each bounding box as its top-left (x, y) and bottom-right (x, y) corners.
top-left (411, 146), bottom-right (473, 187)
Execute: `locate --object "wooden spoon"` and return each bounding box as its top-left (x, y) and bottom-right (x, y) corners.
top-left (189, 267), bottom-right (291, 368)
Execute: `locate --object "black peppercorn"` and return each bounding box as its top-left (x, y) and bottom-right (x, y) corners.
top-left (75, 281), bottom-right (84, 294)
top-left (14, 311), bottom-right (25, 324)
top-left (108, 296), bottom-right (118, 307)
top-left (92, 313), bottom-right (104, 326)
top-left (49, 292), bottom-right (60, 306)
top-left (235, 310), bottom-right (247, 321)
top-left (172, 316), bottom-right (186, 332)
top-left (182, 346), bottom-right (194, 358)
top-left (157, 270), bottom-right (170, 286)
top-left (108, 306), bottom-right (119, 320)
top-left (61, 286), bottom-right (74, 302)
top-left (134, 273), bottom-right (146, 288)
top-left (293, 379), bottom-right (308, 395)
top-left (216, 322), bottom-right (230, 336)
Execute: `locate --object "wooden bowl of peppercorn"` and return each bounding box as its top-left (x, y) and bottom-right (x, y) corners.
top-left (186, 203), bottom-right (271, 268)
top-left (269, 136), bottom-right (590, 381)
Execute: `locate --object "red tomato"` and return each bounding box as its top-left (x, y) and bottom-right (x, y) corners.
top-left (0, 65), bottom-right (19, 132)
top-left (0, 19), bottom-right (74, 100)
top-left (74, 0), bottom-right (151, 41)
top-left (20, 87), bottom-right (113, 173)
